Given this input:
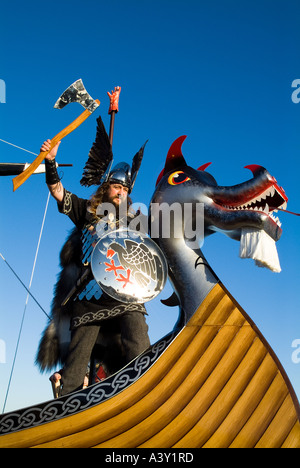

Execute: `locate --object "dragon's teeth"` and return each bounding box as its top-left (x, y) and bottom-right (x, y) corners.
top-left (280, 202), bottom-right (287, 210)
top-left (269, 186), bottom-right (275, 196)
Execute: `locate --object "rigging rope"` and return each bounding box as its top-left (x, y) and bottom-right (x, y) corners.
top-left (0, 136), bottom-right (50, 319)
top-left (2, 192), bottom-right (51, 414)
top-left (0, 138), bottom-right (38, 156)
top-left (0, 253), bottom-right (49, 319)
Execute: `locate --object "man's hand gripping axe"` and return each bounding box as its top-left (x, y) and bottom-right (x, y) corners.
top-left (12, 79), bottom-right (100, 191)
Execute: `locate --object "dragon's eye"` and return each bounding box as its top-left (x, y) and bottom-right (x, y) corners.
top-left (168, 171), bottom-right (191, 186)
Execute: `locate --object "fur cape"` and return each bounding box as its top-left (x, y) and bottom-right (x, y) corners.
top-left (35, 228), bottom-right (125, 376)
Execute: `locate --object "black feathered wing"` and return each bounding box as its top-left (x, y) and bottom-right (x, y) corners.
top-left (130, 140), bottom-right (148, 190)
top-left (80, 116), bottom-right (113, 187)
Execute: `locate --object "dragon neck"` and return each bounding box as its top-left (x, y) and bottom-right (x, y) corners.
top-left (156, 235), bottom-right (219, 323)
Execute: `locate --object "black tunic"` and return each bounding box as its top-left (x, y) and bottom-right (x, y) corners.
top-left (58, 189), bottom-right (147, 330)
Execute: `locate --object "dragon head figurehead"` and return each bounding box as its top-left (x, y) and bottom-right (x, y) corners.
top-left (153, 136), bottom-right (287, 243)
top-left (150, 135), bottom-right (288, 322)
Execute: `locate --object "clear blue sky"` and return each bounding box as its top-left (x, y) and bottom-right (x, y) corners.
top-left (0, 0), bottom-right (299, 413)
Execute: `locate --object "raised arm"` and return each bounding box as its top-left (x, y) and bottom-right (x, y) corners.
top-left (41, 139), bottom-right (64, 203)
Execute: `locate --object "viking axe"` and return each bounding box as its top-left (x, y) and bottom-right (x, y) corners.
top-left (12, 79), bottom-right (100, 191)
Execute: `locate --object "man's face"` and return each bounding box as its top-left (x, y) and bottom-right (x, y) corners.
top-left (106, 183), bottom-right (129, 207)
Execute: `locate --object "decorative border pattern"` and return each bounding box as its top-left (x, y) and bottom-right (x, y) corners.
top-left (61, 190), bottom-right (73, 215)
top-left (72, 303), bottom-right (145, 328)
top-left (0, 331), bottom-right (177, 436)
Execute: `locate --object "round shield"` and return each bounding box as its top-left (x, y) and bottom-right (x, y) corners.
top-left (91, 229), bottom-right (168, 303)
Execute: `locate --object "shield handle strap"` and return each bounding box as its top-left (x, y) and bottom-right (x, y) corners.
top-left (12, 99), bottom-right (100, 192)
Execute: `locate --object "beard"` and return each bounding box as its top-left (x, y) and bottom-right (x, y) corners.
top-left (89, 182), bottom-right (133, 220)
top-left (101, 192), bottom-right (127, 218)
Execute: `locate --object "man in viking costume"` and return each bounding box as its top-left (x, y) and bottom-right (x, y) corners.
top-left (38, 90), bottom-right (150, 395)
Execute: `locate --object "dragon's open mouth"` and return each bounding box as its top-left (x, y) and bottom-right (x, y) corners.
top-left (216, 181), bottom-right (288, 229)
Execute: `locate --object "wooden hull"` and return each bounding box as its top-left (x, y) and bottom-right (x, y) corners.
top-left (1, 283), bottom-right (299, 448)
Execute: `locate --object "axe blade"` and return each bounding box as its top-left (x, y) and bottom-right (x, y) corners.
top-left (54, 78), bottom-right (99, 113)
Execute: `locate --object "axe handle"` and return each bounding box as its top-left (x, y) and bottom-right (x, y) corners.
top-left (12, 99), bottom-right (100, 191)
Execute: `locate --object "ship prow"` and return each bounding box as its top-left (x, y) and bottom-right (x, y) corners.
top-left (1, 283), bottom-right (299, 448)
